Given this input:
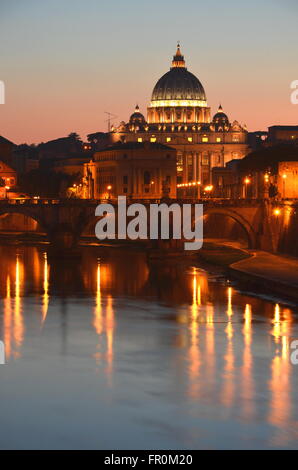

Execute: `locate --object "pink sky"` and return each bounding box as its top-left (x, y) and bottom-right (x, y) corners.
top-left (0, 0), bottom-right (297, 144)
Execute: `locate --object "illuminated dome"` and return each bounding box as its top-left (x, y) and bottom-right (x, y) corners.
top-left (151, 45), bottom-right (207, 104)
top-left (147, 45), bottom-right (211, 124)
top-left (129, 105), bottom-right (146, 124)
top-left (213, 104), bottom-right (229, 125)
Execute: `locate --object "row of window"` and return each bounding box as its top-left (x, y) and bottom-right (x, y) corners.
top-left (96, 172), bottom-right (172, 187)
top-left (137, 136), bottom-right (240, 144)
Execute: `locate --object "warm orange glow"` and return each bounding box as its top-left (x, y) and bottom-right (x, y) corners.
top-left (150, 99), bottom-right (207, 108)
top-left (4, 276), bottom-right (12, 360)
top-left (227, 287), bottom-right (233, 319)
top-left (274, 208), bottom-right (281, 216)
top-left (272, 303), bottom-right (281, 343)
top-left (204, 185), bottom-right (213, 192)
top-left (268, 305), bottom-right (292, 443)
top-left (106, 295), bottom-right (114, 386)
top-left (244, 177), bottom-right (251, 184)
top-left (41, 253), bottom-right (49, 325)
top-left (188, 268), bottom-right (201, 398)
top-left (14, 254), bottom-right (24, 355)
top-left (241, 304), bottom-right (255, 419)
top-left (222, 288), bottom-right (235, 406)
top-left (92, 262), bottom-right (115, 385)
top-left (94, 261), bottom-right (103, 338)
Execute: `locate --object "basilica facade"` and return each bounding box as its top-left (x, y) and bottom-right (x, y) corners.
top-left (101, 45), bottom-right (249, 188)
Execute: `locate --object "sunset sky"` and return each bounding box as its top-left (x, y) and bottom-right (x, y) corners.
top-left (0, 0), bottom-right (297, 144)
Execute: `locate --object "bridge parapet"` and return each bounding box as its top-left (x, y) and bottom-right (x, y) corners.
top-left (0, 197), bottom-right (267, 209)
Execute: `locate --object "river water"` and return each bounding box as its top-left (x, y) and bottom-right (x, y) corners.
top-left (0, 244), bottom-right (298, 450)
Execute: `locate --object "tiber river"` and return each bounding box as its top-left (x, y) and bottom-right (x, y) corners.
top-left (0, 243), bottom-right (298, 450)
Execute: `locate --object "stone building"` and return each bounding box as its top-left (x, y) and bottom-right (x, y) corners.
top-left (98, 45), bottom-right (249, 187)
top-left (83, 142), bottom-right (177, 200)
top-left (0, 160), bottom-right (17, 198)
top-left (268, 126), bottom-right (298, 145)
top-left (278, 161), bottom-right (298, 199)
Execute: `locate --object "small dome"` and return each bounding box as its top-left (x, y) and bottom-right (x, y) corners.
top-left (129, 105), bottom-right (146, 124)
top-left (213, 104), bottom-right (229, 124)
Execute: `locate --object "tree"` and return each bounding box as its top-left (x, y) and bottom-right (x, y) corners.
top-left (68, 132), bottom-right (82, 142)
top-left (18, 169), bottom-right (78, 198)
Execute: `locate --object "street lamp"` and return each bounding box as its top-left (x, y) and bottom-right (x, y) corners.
top-left (204, 185), bottom-right (213, 198)
top-left (107, 185), bottom-right (112, 199)
top-left (5, 186), bottom-right (10, 199)
top-left (244, 177), bottom-right (251, 198)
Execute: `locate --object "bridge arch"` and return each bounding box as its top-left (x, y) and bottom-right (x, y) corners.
top-left (0, 207), bottom-right (50, 236)
top-left (203, 207), bottom-right (257, 248)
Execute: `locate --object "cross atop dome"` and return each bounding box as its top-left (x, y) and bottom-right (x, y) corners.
top-left (171, 43), bottom-right (186, 69)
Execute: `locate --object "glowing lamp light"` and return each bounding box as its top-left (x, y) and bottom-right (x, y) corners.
top-left (282, 174), bottom-right (287, 179)
top-left (244, 177), bottom-right (251, 184)
top-left (107, 185), bottom-right (112, 191)
top-left (274, 209), bottom-right (281, 216)
top-left (5, 186), bottom-right (10, 190)
top-left (204, 185), bottom-right (213, 192)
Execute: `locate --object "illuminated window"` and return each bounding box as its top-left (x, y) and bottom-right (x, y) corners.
top-left (232, 135), bottom-right (239, 142)
top-left (138, 138), bottom-right (143, 142)
top-left (188, 137), bottom-right (193, 142)
top-left (202, 137), bottom-right (209, 142)
top-left (216, 137), bottom-right (221, 142)
top-left (166, 137), bottom-right (171, 142)
top-left (150, 137), bottom-right (157, 142)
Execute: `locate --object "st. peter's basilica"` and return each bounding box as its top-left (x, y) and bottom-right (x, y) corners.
top-left (94, 44), bottom-right (249, 186)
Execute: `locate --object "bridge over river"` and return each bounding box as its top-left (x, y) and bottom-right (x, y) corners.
top-left (0, 198), bottom-right (296, 256)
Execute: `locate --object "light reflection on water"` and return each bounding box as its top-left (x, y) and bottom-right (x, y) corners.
top-left (0, 244), bottom-right (298, 449)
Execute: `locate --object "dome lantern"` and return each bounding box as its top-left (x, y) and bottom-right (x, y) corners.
top-left (171, 43), bottom-right (186, 69)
